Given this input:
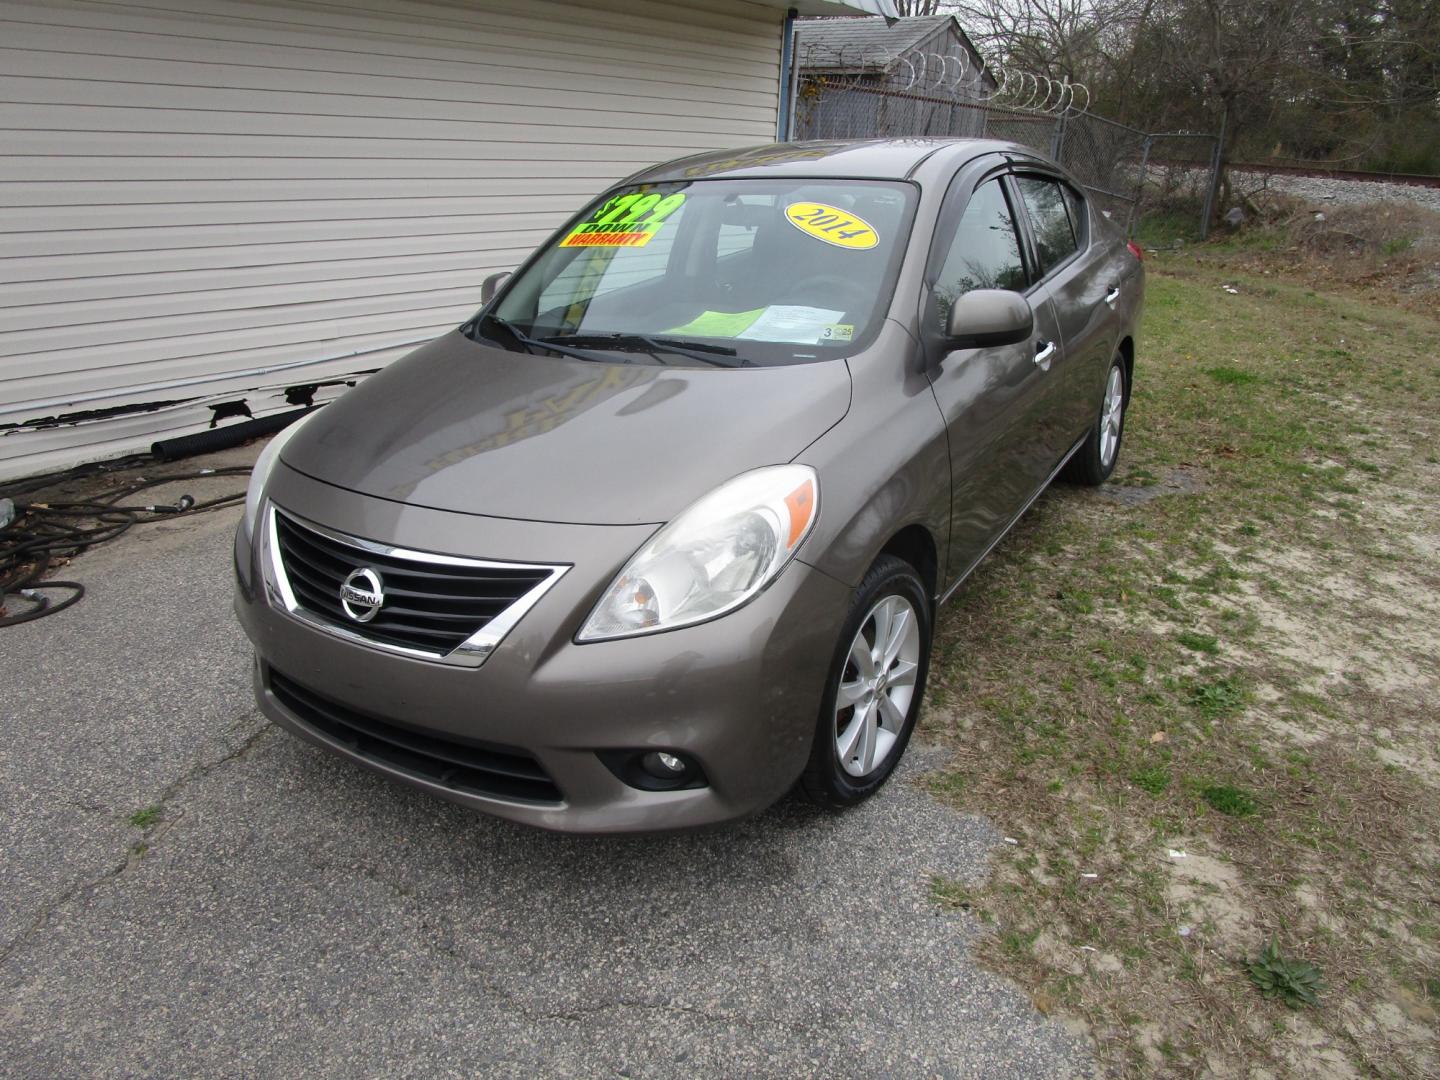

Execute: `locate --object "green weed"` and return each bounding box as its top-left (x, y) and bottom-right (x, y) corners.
top-left (1204, 366), bottom-right (1261, 386)
top-left (1177, 631), bottom-right (1220, 655)
top-left (1191, 678), bottom-right (1245, 718)
top-left (128, 806), bottom-right (162, 829)
top-left (1201, 784), bottom-right (1258, 817)
top-left (1246, 941), bottom-right (1325, 1008)
top-left (1131, 766), bottom-right (1172, 795)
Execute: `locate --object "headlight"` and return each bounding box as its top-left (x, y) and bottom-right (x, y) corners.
top-left (241, 411), bottom-right (315, 539)
top-left (577, 465), bottom-right (819, 642)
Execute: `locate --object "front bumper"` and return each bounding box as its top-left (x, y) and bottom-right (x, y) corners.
top-left (234, 464), bottom-right (850, 833)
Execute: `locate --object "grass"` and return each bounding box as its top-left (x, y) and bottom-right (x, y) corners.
top-left (1130, 766), bottom-right (1172, 796)
top-left (1200, 784), bottom-right (1258, 817)
top-left (128, 805), bottom-right (162, 828)
top-left (1133, 203), bottom-right (1206, 247)
top-left (1202, 365), bottom-right (1260, 387)
top-left (924, 254), bottom-right (1440, 1076)
top-left (1176, 630), bottom-right (1220, 655)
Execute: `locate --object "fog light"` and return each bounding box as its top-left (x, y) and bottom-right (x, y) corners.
top-left (597, 749), bottom-right (707, 792)
top-left (641, 751), bottom-right (689, 779)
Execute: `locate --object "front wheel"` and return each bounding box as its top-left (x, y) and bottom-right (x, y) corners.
top-left (1064, 353), bottom-right (1128, 486)
top-left (799, 554), bottom-right (932, 809)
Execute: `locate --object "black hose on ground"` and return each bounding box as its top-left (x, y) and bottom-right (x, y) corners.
top-left (0, 454), bottom-right (154, 501)
top-left (0, 466), bottom-right (253, 629)
top-left (1, 582), bottom-right (85, 625)
top-left (2, 405), bottom-right (320, 626)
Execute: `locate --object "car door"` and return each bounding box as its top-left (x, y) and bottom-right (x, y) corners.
top-left (922, 167), bottom-right (1063, 584)
top-left (1011, 171), bottom-right (1118, 456)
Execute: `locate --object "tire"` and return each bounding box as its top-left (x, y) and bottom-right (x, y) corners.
top-left (799, 554), bottom-right (933, 809)
top-left (1063, 353), bottom-right (1129, 486)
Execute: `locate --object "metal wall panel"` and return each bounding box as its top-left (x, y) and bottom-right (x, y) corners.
top-left (0, 0), bottom-right (782, 479)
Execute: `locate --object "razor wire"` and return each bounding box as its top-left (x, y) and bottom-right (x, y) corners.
top-left (793, 41), bottom-right (1218, 237)
top-left (795, 42), bottom-right (1086, 115)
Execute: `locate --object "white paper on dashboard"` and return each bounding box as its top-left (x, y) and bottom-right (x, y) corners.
top-left (736, 306), bottom-right (846, 344)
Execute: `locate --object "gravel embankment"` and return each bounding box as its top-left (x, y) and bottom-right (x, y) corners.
top-left (1230, 170), bottom-right (1440, 214)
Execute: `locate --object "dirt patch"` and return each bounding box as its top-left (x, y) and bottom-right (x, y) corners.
top-left (1102, 466), bottom-right (1206, 506)
top-left (1164, 847), bottom-right (1254, 944)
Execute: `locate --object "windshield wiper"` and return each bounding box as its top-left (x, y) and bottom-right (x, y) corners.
top-left (473, 315), bottom-right (748, 368)
top-left (474, 313), bottom-right (631, 365)
top-left (541, 333), bottom-right (748, 368)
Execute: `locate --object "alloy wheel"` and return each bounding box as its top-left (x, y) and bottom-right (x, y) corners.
top-left (1099, 364), bottom-right (1125, 468)
top-left (834, 594), bottom-right (922, 777)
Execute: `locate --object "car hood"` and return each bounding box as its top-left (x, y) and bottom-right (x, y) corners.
top-left (282, 330), bottom-right (853, 525)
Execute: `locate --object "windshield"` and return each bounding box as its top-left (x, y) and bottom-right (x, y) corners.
top-left (481, 178), bottom-right (916, 366)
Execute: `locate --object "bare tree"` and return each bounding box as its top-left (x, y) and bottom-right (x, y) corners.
top-left (954, 0), bottom-right (1340, 216)
top-left (1141, 0), bottom-right (1315, 212)
top-left (898, 0), bottom-right (1438, 177)
top-left (892, 1), bottom-right (961, 15)
top-left (954, 0), bottom-right (1148, 87)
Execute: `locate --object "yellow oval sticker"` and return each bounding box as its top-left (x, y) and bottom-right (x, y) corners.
top-left (784, 202), bottom-right (879, 250)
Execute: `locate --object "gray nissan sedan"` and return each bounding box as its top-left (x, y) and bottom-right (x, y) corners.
top-left (234, 138), bottom-right (1144, 833)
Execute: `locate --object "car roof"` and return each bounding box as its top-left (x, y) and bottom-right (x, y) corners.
top-left (626, 138), bottom-right (1045, 185)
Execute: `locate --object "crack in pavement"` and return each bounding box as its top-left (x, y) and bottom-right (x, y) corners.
top-left (0, 716), bottom-right (275, 969)
top-left (0, 854), bottom-right (131, 972)
top-left (145, 713), bottom-right (273, 820)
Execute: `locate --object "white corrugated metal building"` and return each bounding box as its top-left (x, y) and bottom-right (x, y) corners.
top-left (0, 0), bottom-right (894, 481)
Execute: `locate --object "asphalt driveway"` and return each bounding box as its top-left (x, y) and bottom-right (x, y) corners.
top-left (0, 452), bottom-right (1090, 1078)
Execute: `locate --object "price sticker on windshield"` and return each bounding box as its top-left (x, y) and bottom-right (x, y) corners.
top-left (784, 202), bottom-right (878, 250)
top-left (561, 191), bottom-right (687, 248)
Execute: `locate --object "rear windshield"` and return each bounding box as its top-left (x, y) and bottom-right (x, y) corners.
top-left (482, 178), bottom-right (916, 366)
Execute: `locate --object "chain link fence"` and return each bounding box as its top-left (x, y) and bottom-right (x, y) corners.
top-left (1137, 133), bottom-right (1225, 242)
top-left (793, 55), bottom-right (1219, 240)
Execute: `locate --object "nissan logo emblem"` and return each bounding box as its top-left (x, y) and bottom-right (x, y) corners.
top-left (339, 567), bottom-right (384, 623)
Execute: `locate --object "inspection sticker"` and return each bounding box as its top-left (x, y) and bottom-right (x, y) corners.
top-left (561, 191), bottom-right (687, 248)
top-left (784, 201), bottom-right (878, 249)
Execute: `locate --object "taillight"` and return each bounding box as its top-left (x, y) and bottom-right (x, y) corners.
top-left (1127, 241), bottom-right (1144, 261)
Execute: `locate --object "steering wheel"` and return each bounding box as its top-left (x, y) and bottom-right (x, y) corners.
top-left (780, 273), bottom-right (873, 314)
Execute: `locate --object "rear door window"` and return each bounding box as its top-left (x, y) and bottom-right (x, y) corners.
top-left (1015, 176), bottom-right (1079, 275)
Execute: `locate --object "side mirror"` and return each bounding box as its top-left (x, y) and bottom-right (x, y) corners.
top-left (944, 289), bottom-right (1033, 350)
top-left (480, 270), bottom-right (512, 304)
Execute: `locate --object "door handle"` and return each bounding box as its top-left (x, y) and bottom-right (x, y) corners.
top-left (1104, 285), bottom-right (1121, 306)
top-left (1034, 340), bottom-right (1057, 366)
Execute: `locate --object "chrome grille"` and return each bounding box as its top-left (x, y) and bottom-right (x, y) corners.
top-left (263, 507), bottom-right (566, 666)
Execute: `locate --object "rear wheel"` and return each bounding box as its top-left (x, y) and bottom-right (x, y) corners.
top-left (800, 554), bottom-right (932, 808)
top-left (1064, 353), bottom-right (1128, 486)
